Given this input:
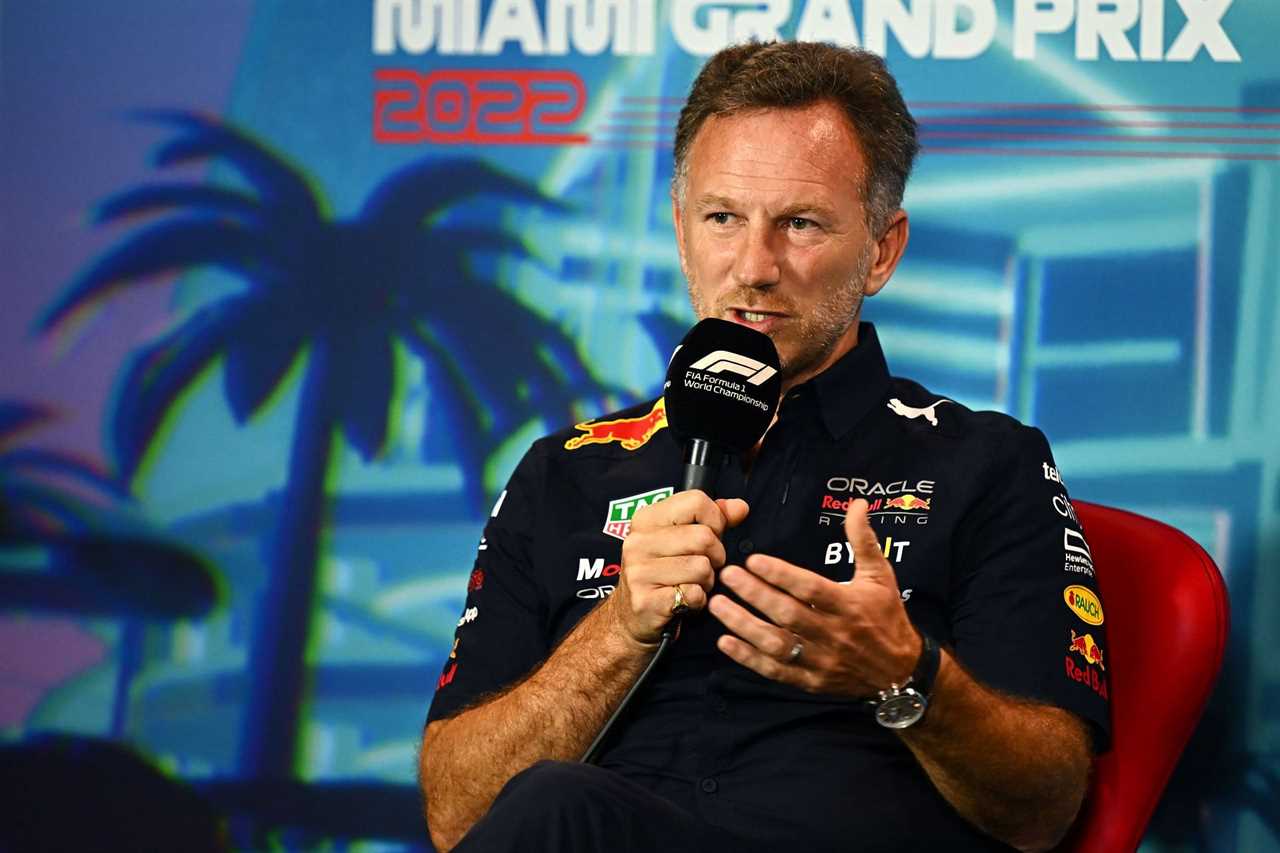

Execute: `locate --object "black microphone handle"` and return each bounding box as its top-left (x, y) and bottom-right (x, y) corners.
top-left (681, 438), bottom-right (721, 495)
top-left (582, 439), bottom-right (724, 764)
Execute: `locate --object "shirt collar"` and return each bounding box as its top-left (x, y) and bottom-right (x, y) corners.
top-left (783, 321), bottom-right (891, 440)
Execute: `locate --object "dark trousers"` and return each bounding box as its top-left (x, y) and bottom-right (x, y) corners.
top-left (450, 761), bottom-right (758, 853)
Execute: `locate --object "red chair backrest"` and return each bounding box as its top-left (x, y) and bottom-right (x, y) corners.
top-left (1058, 501), bottom-right (1229, 852)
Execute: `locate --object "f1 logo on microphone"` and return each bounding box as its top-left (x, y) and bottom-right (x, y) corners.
top-left (689, 351), bottom-right (778, 385)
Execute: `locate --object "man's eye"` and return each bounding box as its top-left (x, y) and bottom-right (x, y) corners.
top-left (787, 217), bottom-right (814, 231)
top-left (709, 212), bottom-right (733, 225)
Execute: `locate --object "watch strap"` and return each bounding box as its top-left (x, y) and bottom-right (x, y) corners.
top-left (910, 630), bottom-right (940, 700)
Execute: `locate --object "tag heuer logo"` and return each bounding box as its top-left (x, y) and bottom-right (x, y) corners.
top-left (604, 487), bottom-right (674, 541)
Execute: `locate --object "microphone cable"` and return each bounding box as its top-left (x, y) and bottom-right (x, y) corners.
top-left (579, 626), bottom-right (674, 764)
top-left (579, 455), bottom-right (714, 764)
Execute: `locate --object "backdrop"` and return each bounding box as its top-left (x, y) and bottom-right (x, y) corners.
top-left (2, 1), bottom-right (1278, 850)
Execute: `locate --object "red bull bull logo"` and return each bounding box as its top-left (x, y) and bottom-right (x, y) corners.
top-left (1063, 585), bottom-right (1104, 625)
top-left (884, 494), bottom-right (931, 511)
top-left (564, 399), bottom-right (668, 451)
top-left (1068, 630), bottom-right (1105, 670)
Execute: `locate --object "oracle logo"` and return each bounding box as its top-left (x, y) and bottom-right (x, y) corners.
top-left (374, 68), bottom-right (589, 145)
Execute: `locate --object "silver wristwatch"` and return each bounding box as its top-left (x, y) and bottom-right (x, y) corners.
top-left (868, 631), bottom-right (940, 730)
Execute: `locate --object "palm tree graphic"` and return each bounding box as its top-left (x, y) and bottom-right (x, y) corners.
top-left (0, 401), bottom-right (217, 737)
top-left (37, 112), bottom-right (614, 779)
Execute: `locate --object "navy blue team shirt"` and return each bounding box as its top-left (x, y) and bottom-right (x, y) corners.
top-left (427, 323), bottom-right (1111, 852)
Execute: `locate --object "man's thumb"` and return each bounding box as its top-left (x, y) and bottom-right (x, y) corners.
top-left (845, 499), bottom-right (889, 579)
top-left (716, 497), bottom-right (751, 529)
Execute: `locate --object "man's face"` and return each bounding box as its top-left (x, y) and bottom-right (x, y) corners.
top-left (673, 101), bottom-right (906, 388)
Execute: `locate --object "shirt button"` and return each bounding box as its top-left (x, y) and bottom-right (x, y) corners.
top-left (700, 777), bottom-right (719, 794)
top-left (713, 697), bottom-right (728, 713)
top-left (738, 539), bottom-right (754, 555)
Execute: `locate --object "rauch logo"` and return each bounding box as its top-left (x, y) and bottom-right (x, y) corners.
top-left (1063, 585), bottom-right (1104, 625)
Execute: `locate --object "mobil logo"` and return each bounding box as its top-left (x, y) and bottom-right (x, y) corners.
top-left (577, 557), bottom-right (622, 582)
top-left (1064, 585), bottom-right (1104, 625)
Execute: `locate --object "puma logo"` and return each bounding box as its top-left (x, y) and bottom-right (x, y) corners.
top-left (887, 397), bottom-right (952, 427)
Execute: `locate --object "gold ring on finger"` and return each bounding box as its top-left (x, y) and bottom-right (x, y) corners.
top-left (671, 584), bottom-right (690, 616)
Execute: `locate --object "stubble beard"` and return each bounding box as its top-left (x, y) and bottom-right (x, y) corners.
top-left (684, 243), bottom-right (873, 382)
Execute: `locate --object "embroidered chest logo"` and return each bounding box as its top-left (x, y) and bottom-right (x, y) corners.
top-left (887, 397), bottom-right (952, 426)
top-left (819, 477), bottom-right (935, 528)
top-left (603, 486), bottom-right (674, 540)
top-left (565, 399), bottom-right (667, 451)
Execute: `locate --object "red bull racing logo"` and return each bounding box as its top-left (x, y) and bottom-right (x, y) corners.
top-left (818, 486), bottom-right (934, 528)
top-left (1068, 630), bottom-right (1105, 670)
top-left (565, 399), bottom-right (667, 451)
top-left (819, 493), bottom-right (932, 513)
top-left (883, 494), bottom-right (931, 511)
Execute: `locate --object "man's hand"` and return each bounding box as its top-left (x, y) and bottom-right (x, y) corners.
top-left (421, 490), bottom-right (750, 850)
top-left (709, 497), bottom-right (1092, 851)
top-left (608, 491), bottom-right (750, 646)
top-left (709, 498), bottom-right (919, 695)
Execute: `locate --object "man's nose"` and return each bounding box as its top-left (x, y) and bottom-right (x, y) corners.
top-left (733, 221), bottom-right (781, 289)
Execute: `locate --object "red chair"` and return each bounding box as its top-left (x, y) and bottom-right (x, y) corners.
top-left (1058, 501), bottom-right (1230, 852)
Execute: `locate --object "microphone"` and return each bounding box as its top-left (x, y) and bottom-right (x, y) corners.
top-left (663, 318), bottom-right (783, 496)
top-left (579, 319), bottom-right (780, 766)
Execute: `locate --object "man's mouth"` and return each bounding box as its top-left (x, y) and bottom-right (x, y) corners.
top-left (729, 308), bottom-right (785, 332)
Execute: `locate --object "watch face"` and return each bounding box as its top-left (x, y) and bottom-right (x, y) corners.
top-left (875, 692), bottom-right (926, 729)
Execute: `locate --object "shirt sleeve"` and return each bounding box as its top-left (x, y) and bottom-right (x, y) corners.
top-left (949, 425), bottom-right (1111, 749)
top-left (425, 440), bottom-right (552, 724)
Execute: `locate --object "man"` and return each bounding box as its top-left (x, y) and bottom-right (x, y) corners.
top-left (419, 41), bottom-right (1109, 853)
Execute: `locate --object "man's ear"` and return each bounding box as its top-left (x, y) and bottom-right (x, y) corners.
top-left (864, 209), bottom-right (909, 297)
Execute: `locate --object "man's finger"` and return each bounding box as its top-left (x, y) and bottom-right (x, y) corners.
top-left (740, 554), bottom-right (842, 613)
top-left (666, 581), bottom-right (708, 613)
top-left (707, 592), bottom-right (798, 660)
top-left (640, 555), bottom-right (717, 593)
top-left (626, 524), bottom-right (726, 568)
top-left (843, 499), bottom-right (895, 584)
top-left (632, 490), bottom-right (738, 535)
top-left (715, 498), bottom-right (750, 530)
top-left (721, 562), bottom-right (829, 630)
top-left (715, 634), bottom-right (807, 689)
